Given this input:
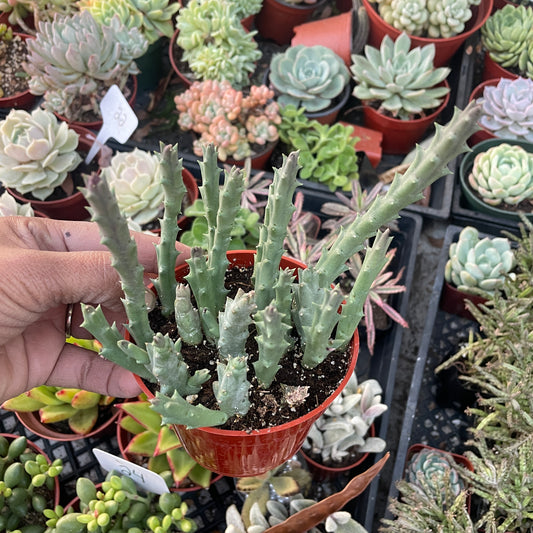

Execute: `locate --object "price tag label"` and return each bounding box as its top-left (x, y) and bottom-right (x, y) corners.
top-left (85, 84), bottom-right (138, 165)
top-left (93, 448), bottom-right (170, 495)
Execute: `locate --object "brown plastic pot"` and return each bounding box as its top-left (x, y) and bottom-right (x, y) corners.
top-left (135, 250), bottom-right (360, 478)
top-left (255, 0), bottom-right (329, 45)
top-left (439, 281), bottom-right (488, 322)
top-left (361, 0), bottom-right (493, 67)
top-left (361, 80), bottom-right (450, 154)
top-left (467, 78), bottom-right (499, 147)
top-left (0, 33), bottom-right (37, 110)
top-left (292, 10), bottom-right (353, 67)
top-left (6, 124), bottom-right (100, 221)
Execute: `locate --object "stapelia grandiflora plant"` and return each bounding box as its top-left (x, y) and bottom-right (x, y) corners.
top-left (174, 80), bottom-right (281, 162)
top-left (79, 103), bottom-right (481, 431)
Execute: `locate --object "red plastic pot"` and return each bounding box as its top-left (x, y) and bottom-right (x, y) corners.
top-left (300, 424), bottom-right (375, 481)
top-left (361, 80), bottom-right (450, 154)
top-left (467, 78), bottom-right (499, 146)
top-left (136, 250), bottom-right (360, 477)
top-left (255, 0), bottom-right (329, 45)
top-left (292, 10), bottom-right (353, 67)
top-left (224, 140), bottom-right (278, 170)
top-left (440, 281), bottom-right (487, 322)
top-left (482, 52), bottom-right (518, 82)
top-left (0, 33), bottom-right (37, 110)
top-left (6, 124), bottom-right (99, 221)
top-left (169, 29), bottom-right (192, 87)
top-left (361, 0), bottom-right (493, 67)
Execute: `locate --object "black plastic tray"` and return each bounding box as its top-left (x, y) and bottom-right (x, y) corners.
top-left (383, 223), bottom-right (496, 523)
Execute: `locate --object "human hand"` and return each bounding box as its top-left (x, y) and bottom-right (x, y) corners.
top-left (0, 216), bottom-right (190, 402)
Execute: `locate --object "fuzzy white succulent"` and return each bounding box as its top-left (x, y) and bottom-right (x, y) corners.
top-left (0, 190), bottom-right (35, 216)
top-left (100, 148), bottom-right (165, 225)
top-left (0, 108), bottom-right (82, 201)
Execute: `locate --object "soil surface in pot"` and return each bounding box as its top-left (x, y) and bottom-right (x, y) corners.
top-left (0, 34), bottom-right (30, 97)
top-left (146, 265), bottom-right (352, 432)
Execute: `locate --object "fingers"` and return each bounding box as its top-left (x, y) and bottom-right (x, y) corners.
top-left (47, 342), bottom-right (142, 399)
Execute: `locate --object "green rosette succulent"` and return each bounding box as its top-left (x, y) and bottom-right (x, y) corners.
top-left (468, 143), bottom-right (533, 206)
top-left (444, 226), bottom-right (515, 295)
top-left (176, 0), bottom-right (261, 89)
top-left (477, 77), bottom-right (533, 143)
top-left (351, 32), bottom-right (450, 120)
top-left (23, 11), bottom-right (148, 121)
top-left (0, 108), bottom-right (82, 201)
top-left (406, 448), bottom-right (465, 505)
top-left (269, 45), bottom-right (350, 113)
top-left (229, 0), bottom-right (263, 19)
top-left (78, 0), bottom-right (180, 44)
top-left (101, 148), bottom-right (165, 225)
top-left (481, 4), bottom-right (533, 73)
top-left (427, 0), bottom-right (480, 38)
top-left (378, 0), bottom-right (429, 36)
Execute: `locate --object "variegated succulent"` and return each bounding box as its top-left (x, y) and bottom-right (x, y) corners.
top-left (176, 0), bottom-right (261, 89)
top-left (101, 148), bottom-right (165, 226)
top-left (269, 45), bottom-right (350, 113)
top-left (481, 3), bottom-right (533, 77)
top-left (0, 108), bottom-right (82, 201)
top-left (444, 226), bottom-right (515, 295)
top-left (78, 0), bottom-right (180, 44)
top-left (477, 77), bottom-right (533, 142)
top-left (468, 142), bottom-right (533, 206)
top-left (23, 11), bottom-right (148, 122)
top-left (351, 32), bottom-right (450, 120)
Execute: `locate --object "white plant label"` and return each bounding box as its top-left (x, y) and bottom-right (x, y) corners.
top-left (92, 448), bottom-right (170, 494)
top-left (85, 84), bottom-right (138, 164)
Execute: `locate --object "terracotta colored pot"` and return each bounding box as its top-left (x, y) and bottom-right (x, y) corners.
top-left (361, 80), bottom-right (450, 154)
top-left (6, 124), bottom-right (101, 220)
top-left (292, 10), bottom-right (353, 67)
top-left (440, 281), bottom-right (487, 322)
top-left (0, 33), bottom-right (36, 110)
top-left (53, 76), bottom-right (138, 130)
top-left (15, 404), bottom-right (120, 442)
top-left (135, 250), bottom-right (360, 477)
top-left (458, 137), bottom-right (533, 222)
top-left (224, 140), bottom-right (278, 170)
top-left (300, 424), bottom-right (375, 481)
top-left (169, 28), bottom-right (192, 87)
top-left (482, 51), bottom-right (519, 82)
top-left (361, 0), bottom-right (493, 67)
top-left (0, 433), bottom-right (61, 507)
top-left (116, 413), bottom-right (224, 493)
top-left (467, 78), bottom-right (499, 146)
top-left (255, 0), bottom-right (330, 45)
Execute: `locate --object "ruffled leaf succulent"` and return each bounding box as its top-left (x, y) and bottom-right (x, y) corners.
top-left (269, 45), bottom-right (350, 113)
top-left (23, 11), bottom-right (148, 121)
top-left (351, 32), bottom-right (450, 120)
top-left (481, 4), bottom-right (533, 75)
top-left (78, 0), bottom-right (180, 44)
top-left (0, 108), bottom-right (81, 201)
top-left (444, 226), bottom-right (515, 295)
top-left (477, 77), bottom-right (533, 142)
top-left (468, 142), bottom-right (533, 206)
top-left (176, 0), bottom-right (261, 89)
top-left (101, 147), bottom-right (165, 226)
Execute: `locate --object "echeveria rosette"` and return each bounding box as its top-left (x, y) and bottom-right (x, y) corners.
top-left (269, 45), bottom-right (350, 113)
top-left (477, 77), bottom-right (533, 143)
top-left (0, 108), bottom-right (81, 201)
top-left (101, 148), bottom-right (165, 225)
top-left (468, 143), bottom-right (533, 206)
top-left (481, 4), bottom-right (533, 72)
top-left (351, 32), bottom-right (450, 120)
top-left (406, 448), bottom-right (465, 502)
top-left (0, 190), bottom-right (34, 216)
top-left (444, 226), bottom-right (515, 295)
top-left (426, 0), bottom-right (480, 38)
top-left (379, 0), bottom-right (429, 36)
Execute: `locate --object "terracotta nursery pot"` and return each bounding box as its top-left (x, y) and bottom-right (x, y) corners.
top-left (292, 10), bottom-right (354, 67)
top-left (300, 424), bottom-right (375, 481)
top-left (360, 0), bottom-right (493, 67)
top-left (440, 281), bottom-right (488, 322)
top-left (0, 33), bottom-right (37, 110)
top-left (467, 78), bottom-right (499, 146)
top-left (16, 405), bottom-right (120, 442)
top-left (135, 250), bottom-right (360, 478)
top-left (361, 81), bottom-right (450, 154)
top-left (169, 29), bottom-right (193, 87)
top-left (459, 137), bottom-right (533, 222)
top-left (6, 124), bottom-right (99, 221)
top-left (482, 51), bottom-right (519, 82)
top-left (255, 0), bottom-right (330, 45)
